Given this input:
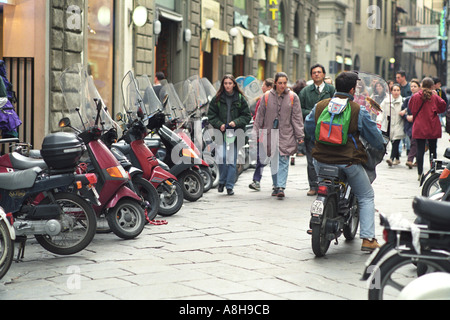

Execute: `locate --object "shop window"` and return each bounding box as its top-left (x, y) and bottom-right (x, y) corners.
top-left (87, 0), bottom-right (114, 109)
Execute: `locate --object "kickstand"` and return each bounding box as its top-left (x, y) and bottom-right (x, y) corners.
top-left (15, 236), bottom-right (27, 262)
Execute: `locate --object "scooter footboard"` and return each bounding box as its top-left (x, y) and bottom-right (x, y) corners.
top-left (104, 185), bottom-right (142, 209)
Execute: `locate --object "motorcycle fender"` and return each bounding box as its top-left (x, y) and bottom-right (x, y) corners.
top-left (420, 169), bottom-right (432, 186)
top-left (170, 163), bottom-right (195, 177)
top-left (0, 209), bottom-right (15, 240)
top-left (104, 185), bottom-right (141, 209)
top-left (128, 166), bottom-right (144, 179)
top-left (361, 243), bottom-right (396, 281)
top-left (150, 166), bottom-right (177, 185)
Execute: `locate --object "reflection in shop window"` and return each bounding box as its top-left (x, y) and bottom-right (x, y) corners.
top-left (87, 0), bottom-right (114, 109)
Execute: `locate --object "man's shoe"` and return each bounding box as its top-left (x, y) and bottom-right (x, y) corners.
top-left (290, 157), bottom-right (295, 165)
top-left (393, 159), bottom-right (400, 165)
top-left (386, 159), bottom-right (393, 167)
top-left (406, 161), bottom-right (413, 169)
top-left (361, 238), bottom-right (381, 252)
top-left (227, 189), bottom-right (234, 196)
top-left (277, 188), bottom-right (285, 198)
top-left (272, 187), bottom-right (279, 196)
top-left (249, 181), bottom-right (260, 191)
top-left (218, 184), bottom-right (224, 193)
top-left (307, 189), bottom-right (317, 196)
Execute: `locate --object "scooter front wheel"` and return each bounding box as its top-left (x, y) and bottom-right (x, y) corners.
top-left (157, 180), bottom-right (183, 216)
top-left (107, 199), bottom-right (146, 240)
top-left (132, 176), bottom-right (160, 221)
top-left (179, 169), bottom-right (204, 202)
top-left (0, 220), bottom-right (14, 280)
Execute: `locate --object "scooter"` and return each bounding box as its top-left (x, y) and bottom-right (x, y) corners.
top-left (112, 70), bottom-right (183, 217)
top-left (362, 196), bottom-right (450, 300)
top-left (420, 147), bottom-right (450, 197)
top-left (59, 64), bottom-right (146, 240)
top-left (142, 79), bottom-right (205, 202)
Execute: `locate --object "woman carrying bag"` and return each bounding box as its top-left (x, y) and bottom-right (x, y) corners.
top-left (207, 75), bottom-right (251, 195)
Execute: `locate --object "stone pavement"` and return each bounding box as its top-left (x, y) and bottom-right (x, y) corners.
top-left (1, 133), bottom-right (449, 301)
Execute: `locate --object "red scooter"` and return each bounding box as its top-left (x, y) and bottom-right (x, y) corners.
top-left (59, 64), bottom-right (146, 240)
top-left (111, 71), bottom-right (184, 217)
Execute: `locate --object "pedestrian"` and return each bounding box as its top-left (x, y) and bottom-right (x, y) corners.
top-left (304, 71), bottom-right (385, 252)
top-left (400, 79), bottom-right (421, 169)
top-left (290, 79), bottom-right (307, 162)
top-left (254, 72), bottom-right (304, 198)
top-left (207, 75), bottom-right (251, 195)
top-left (432, 77), bottom-right (448, 128)
top-left (395, 70), bottom-right (412, 98)
top-left (408, 77), bottom-right (447, 180)
top-left (383, 83), bottom-right (405, 166)
top-left (299, 64), bottom-right (335, 196)
top-left (153, 71), bottom-right (165, 100)
top-left (249, 78), bottom-right (274, 191)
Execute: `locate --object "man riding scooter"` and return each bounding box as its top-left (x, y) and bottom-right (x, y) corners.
top-left (304, 71), bottom-right (385, 252)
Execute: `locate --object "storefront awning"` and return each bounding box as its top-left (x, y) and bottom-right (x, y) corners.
top-left (256, 34), bottom-right (278, 63)
top-left (202, 28), bottom-right (231, 55)
top-left (232, 26), bottom-right (255, 58)
top-left (158, 7), bottom-right (183, 22)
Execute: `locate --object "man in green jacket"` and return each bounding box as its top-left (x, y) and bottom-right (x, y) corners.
top-left (299, 64), bottom-right (335, 196)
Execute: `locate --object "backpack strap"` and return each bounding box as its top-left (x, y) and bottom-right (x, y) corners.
top-left (264, 90), bottom-right (295, 106)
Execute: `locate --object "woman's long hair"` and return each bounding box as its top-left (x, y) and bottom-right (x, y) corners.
top-left (421, 77), bottom-right (434, 101)
top-left (215, 74), bottom-right (245, 100)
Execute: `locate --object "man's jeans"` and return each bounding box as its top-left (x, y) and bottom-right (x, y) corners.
top-left (271, 154), bottom-right (290, 189)
top-left (314, 160), bottom-right (376, 239)
top-left (217, 142), bottom-right (238, 190)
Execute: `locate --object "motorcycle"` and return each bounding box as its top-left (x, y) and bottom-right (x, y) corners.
top-left (362, 196), bottom-right (450, 300)
top-left (308, 72), bottom-right (389, 257)
top-left (420, 147), bottom-right (450, 197)
top-left (397, 272), bottom-right (450, 299)
top-left (0, 202), bottom-right (14, 280)
top-left (112, 70), bottom-right (184, 217)
top-left (59, 64), bottom-right (146, 240)
top-left (144, 79), bottom-right (205, 202)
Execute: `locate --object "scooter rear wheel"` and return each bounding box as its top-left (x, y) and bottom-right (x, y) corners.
top-left (107, 199), bottom-right (145, 239)
top-left (157, 180), bottom-right (183, 216)
top-left (199, 167), bottom-right (213, 193)
top-left (35, 192), bottom-right (97, 255)
top-left (311, 197), bottom-right (336, 257)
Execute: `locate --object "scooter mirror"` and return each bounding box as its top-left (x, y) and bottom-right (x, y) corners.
top-left (59, 117), bottom-right (71, 128)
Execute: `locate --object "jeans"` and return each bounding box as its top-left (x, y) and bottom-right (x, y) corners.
top-left (314, 160), bottom-right (376, 239)
top-left (305, 139), bottom-right (318, 191)
top-left (271, 154), bottom-right (290, 189)
top-left (252, 142), bottom-right (265, 182)
top-left (217, 142), bottom-right (238, 190)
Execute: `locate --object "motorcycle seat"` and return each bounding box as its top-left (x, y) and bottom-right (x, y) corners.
top-left (9, 152), bottom-right (48, 170)
top-left (317, 164), bottom-right (346, 182)
top-left (413, 196), bottom-right (450, 229)
top-left (111, 143), bottom-right (131, 155)
top-left (0, 167), bottom-right (42, 190)
top-left (145, 138), bottom-right (161, 149)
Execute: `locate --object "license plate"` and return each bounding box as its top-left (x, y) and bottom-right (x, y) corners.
top-left (311, 200), bottom-right (324, 215)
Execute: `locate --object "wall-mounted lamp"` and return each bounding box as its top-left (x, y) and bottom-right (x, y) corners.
top-left (154, 20), bottom-right (162, 35)
top-left (184, 28), bottom-right (192, 42)
top-left (205, 19), bottom-right (214, 31)
top-left (229, 27), bottom-right (239, 38)
top-left (129, 6), bottom-right (148, 27)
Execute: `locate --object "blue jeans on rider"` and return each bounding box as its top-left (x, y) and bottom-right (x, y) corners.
top-left (217, 142), bottom-right (237, 190)
top-left (314, 160), bottom-right (376, 239)
top-left (271, 153), bottom-right (290, 189)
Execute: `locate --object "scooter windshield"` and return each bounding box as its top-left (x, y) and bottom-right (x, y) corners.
top-left (243, 78), bottom-right (263, 117)
top-left (159, 80), bottom-right (186, 122)
top-left (59, 64), bottom-right (120, 134)
top-left (135, 74), bottom-right (162, 117)
top-left (353, 71), bottom-right (391, 134)
top-left (121, 70), bottom-right (151, 123)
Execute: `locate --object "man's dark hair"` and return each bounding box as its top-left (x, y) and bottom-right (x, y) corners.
top-left (155, 72), bottom-right (165, 81)
top-left (335, 72), bottom-right (359, 93)
top-left (396, 70), bottom-right (406, 78)
top-left (432, 77), bottom-right (441, 85)
top-left (310, 64), bottom-right (326, 75)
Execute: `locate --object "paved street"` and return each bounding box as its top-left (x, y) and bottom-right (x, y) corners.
top-left (1, 133), bottom-right (449, 301)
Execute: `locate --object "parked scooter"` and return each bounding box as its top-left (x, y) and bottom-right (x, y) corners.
top-left (113, 70), bottom-right (184, 217)
top-left (362, 196), bottom-right (450, 300)
top-left (59, 64), bottom-right (146, 240)
top-left (143, 79), bottom-right (205, 202)
top-left (420, 147), bottom-right (450, 197)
